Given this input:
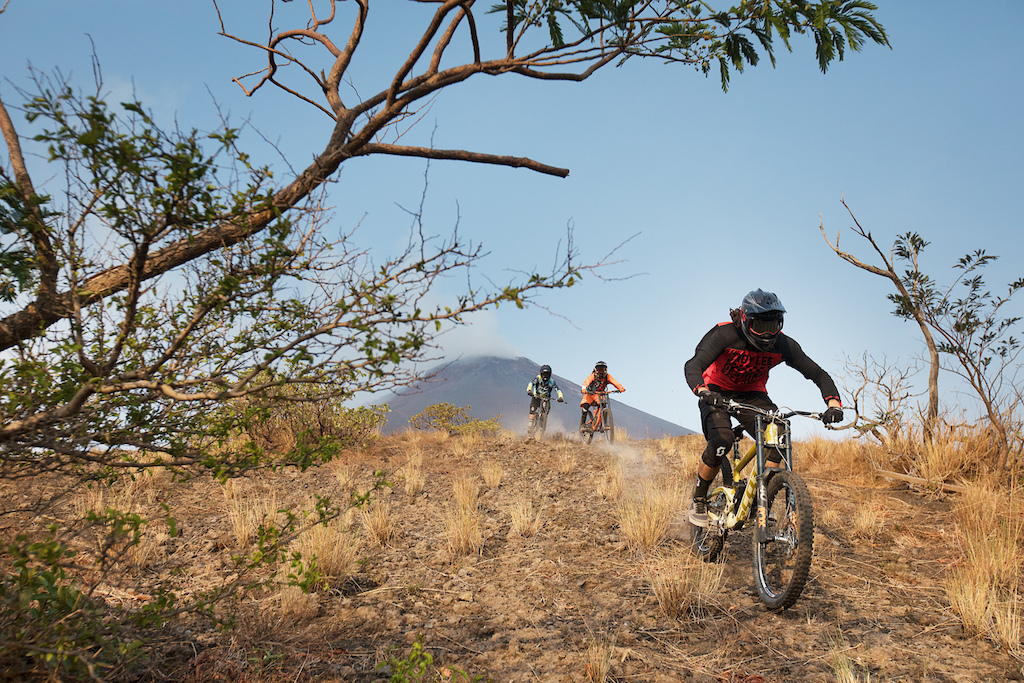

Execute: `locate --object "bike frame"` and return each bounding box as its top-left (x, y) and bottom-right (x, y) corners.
top-left (584, 391), bottom-right (616, 431)
top-left (707, 402), bottom-right (819, 542)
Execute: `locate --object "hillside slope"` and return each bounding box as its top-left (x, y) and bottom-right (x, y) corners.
top-left (77, 432), bottom-right (1020, 682)
top-left (382, 355), bottom-right (696, 438)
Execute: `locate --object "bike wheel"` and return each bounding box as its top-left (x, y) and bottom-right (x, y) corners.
top-left (689, 490), bottom-right (728, 562)
top-left (603, 408), bottom-right (614, 443)
top-left (535, 410), bottom-right (548, 440)
top-left (752, 470), bottom-right (814, 611)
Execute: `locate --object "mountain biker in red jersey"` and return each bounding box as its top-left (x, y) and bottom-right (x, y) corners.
top-left (527, 364), bottom-right (565, 432)
top-left (684, 289), bottom-right (843, 526)
top-left (580, 361), bottom-right (625, 432)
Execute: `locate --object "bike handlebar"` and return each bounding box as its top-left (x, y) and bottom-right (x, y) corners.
top-left (721, 398), bottom-right (831, 423)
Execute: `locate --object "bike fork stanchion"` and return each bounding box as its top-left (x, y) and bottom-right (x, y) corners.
top-left (754, 414), bottom-right (769, 544)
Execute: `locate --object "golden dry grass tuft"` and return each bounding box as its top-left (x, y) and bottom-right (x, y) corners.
top-left (449, 432), bottom-right (482, 458)
top-left (360, 497), bottom-right (395, 547)
top-left (852, 498), bottom-right (883, 541)
top-left (403, 452), bottom-right (426, 496)
top-left (583, 640), bottom-right (613, 683)
top-left (801, 436), bottom-right (875, 484)
top-left (291, 517), bottom-right (361, 590)
top-left (508, 499), bottom-right (543, 537)
top-left (615, 480), bottom-right (683, 552)
top-left (452, 473), bottom-right (479, 510)
top-left (647, 552), bottom-right (723, 620)
top-left (226, 486), bottom-right (281, 549)
top-left (945, 481), bottom-right (1024, 654)
top-left (596, 458), bottom-right (624, 500)
top-left (441, 504), bottom-right (483, 556)
top-left (827, 629), bottom-right (872, 682)
top-left (557, 442), bottom-right (578, 474)
top-left (480, 459), bottom-right (503, 488)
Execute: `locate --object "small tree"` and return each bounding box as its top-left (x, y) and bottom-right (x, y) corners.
top-left (822, 200), bottom-right (1023, 472)
top-left (835, 351), bottom-right (921, 453)
top-left (409, 402), bottom-right (502, 436)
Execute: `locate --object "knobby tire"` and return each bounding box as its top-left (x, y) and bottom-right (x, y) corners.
top-left (581, 411), bottom-right (594, 444)
top-left (535, 405), bottom-right (548, 440)
top-left (604, 407), bottom-right (614, 443)
top-left (753, 470), bottom-right (814, 611)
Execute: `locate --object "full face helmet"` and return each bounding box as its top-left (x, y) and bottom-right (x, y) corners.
top-left (594, 361), bottom-right (608, 376)
top-left (539, 365), bottom-right (552, 380)
top-left (740, 289), bottom-right (786, 351)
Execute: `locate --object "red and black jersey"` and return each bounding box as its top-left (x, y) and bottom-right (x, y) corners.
top-left (684, 321), bottom-right (840, 404)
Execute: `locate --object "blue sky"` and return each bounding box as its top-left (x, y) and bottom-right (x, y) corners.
top-left (2, 2), bottom-right (1022, 437)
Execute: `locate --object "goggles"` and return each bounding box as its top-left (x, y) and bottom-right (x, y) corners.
top-left (747, 315), bottom-right (783, 337)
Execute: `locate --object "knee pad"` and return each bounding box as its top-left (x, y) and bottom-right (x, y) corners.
top-left (700, 434), bottom-right (732, 468)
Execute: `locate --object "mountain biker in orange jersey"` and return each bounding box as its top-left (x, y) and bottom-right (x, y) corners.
top-left (579, 361), bottom-right (625, 429)
top-left (684, 289), bottom-right (843, 527)
top-left (527, 364), bottom-right (565, 431)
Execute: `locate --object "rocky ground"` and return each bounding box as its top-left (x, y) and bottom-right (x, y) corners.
top-left (8, 431), bottom-right (1023, 682)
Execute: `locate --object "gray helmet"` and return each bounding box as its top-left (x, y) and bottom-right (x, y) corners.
top-left (594, 361), bottom-right (608, 375)
top-left (740, 289), bottom-right (785, 351)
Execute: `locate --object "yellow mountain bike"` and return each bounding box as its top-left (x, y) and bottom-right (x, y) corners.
top-left (689, 399), bottom-right (825, 611)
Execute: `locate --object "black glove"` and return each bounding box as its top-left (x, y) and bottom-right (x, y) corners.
top-left (699, 390), bottom-right (725, 408)
top-left (557, 397), bottom-right (564, 403)
top-left (527, 391), bottom-right (533, 397)
top-left (822, 406), bottom-right (844, 424)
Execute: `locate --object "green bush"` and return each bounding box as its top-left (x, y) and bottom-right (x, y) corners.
top-left (234, 379), bottom-right (390, 454)
top-left (0, 534), bottom-right (143, 680)
top-left (408, 403), bottom-right (502, 436)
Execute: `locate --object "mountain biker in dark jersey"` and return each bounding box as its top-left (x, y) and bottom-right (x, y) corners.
top-left (684, 289), bottom-right (843, 526)
top-left (580, 361), bottom-right (625, 431)
top-left (527, 364), bottom-right (564, 432)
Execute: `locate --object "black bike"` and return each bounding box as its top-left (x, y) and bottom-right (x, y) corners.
top-left (527, 392), bottom-right (562, 440)
top-left (690, 399), bottom-right (825, 611)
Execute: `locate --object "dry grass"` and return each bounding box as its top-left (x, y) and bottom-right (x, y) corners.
top-left (292, 517), bottom-right (361, 590)
top-left (647, 553), bottom-right (723, 620)
top-left (596, 459), bottom-right (624, 500)
top-left (583, 640), bottom-right (612, 682)
top-left (441, 504), bottom-right (483, 556)
top-left (801, 437), bottom-right (875, 484)
top-left (945, 481), bottom-right (1024, 653)
top-left (657, 436), bottom-right (680, 459)
top-left (828, 629), bottom-right (872, 682)
top-left (226, 487), bottom-right (281, 549)
top-left (480, 460), bottom-right (503, 488)
top-left (615, 480), bottom-right (683, 552)
top-left (403, 453), bottom-right (426, 496)
top-left (276, 585), bottom-right (319, 622)
top-left (915, 422), bottom-right (981, 489)
top-left (75, 469), bottom-right (170, 519)
top-left (449, 432), bottom-right (482, 458)
top-left (508, 499), bottom-right (543, 537)
top-left (331, 463), bottom-right (357, 491)
top-left (557, 442), bottom-right (578, 474)
top-left (452, 473), bottom-right (479, 510)
top-left (852, 499), bottom-right (883, 540)
top-left (359, 497), bottom-right (395, 547)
